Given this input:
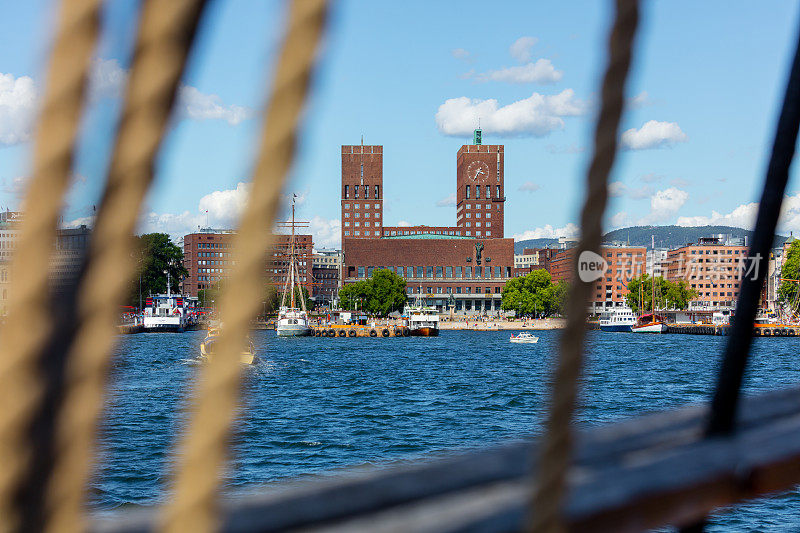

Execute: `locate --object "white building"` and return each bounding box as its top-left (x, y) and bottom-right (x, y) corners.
top-left (646, 247), bottom-right (668, 278)
top-left (514, 253), bottom-right (538, 270)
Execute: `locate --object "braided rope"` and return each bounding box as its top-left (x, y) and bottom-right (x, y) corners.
top-left (529, 1), bottom-right (639, 531)
top-left (43, 1), bottom-right (207, 531)
top-left (161, 2), bottom-right (328, 531)
top-left (0, 1), bottom-right (100, 531)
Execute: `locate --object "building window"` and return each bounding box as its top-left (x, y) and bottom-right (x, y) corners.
top-left (476, 231), bottom-right (482, 236)
top-left (344, 222), bottom-right (350, 227)
top-left (344, 203), bottom-right (349, 209)
top-left (486, 213), bottom-right (491, 219)
top-left (358, 266), bottom-right (365, 278)
top-left (355, 231), bottom-right (360, 236)
top-left (365, 212), bottom-right (370, 218)
top-left (426, 266), bottom-right (433, 278)
top-left (466, 186), bottom-right (470, 199)
top-left (456, 266), bottom-right (462, 278)
top-left (465, 266), bottom-right (472, 278)
top-left (475, 266), bottom-right (482, 278)
top-left (345, 212), bottom-right (350, 218)
top-left (486, 231), bottom-right (491, 236)
top-left (416, 266), bottom-right (423, 278)
top-left (466, 287), bottom-right (472, 294)
top-left (344, 185), bottom-right (349, 199)
top-left (466, 231), bottom-right (472, 236)
top-left (355, 213), bottom-right (360, 218)
top-left (355, 186), bottom-right (359, 198)
top-left (476, 222), bottom-right (481, 228)
top-left (368, 266), bottom-right (374, 277)
top-left (344, 231), bottom-right (350, 236)
top-left (486, 185), bottom-right (490, 198)
top-left (495, 266), bottom-right (501, 277)
top-left (397, 266), bottom-right (404, 277)
top-left (476, 185), bottom-right (481, 199)
top-left (375, 185), bottom-right (380, 199)
top-left (485, 203), bottom-right (490, 209)
top-left (446, 266), bottom-right (453, 278)
top-left (466, 204), bottom-right (471, 209)
top-left (436, 266), bottom-right (443, 278)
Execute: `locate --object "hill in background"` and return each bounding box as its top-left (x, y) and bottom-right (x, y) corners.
top-left (513, 225), bottom-right (790, 254)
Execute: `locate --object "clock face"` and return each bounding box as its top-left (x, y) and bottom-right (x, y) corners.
top-left (466, 161), bottom-right (490, 182)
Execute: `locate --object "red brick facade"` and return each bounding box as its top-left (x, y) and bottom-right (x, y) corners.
top-left (341, 145), bottom-right (383, 241)
top-left (664, 243), bottom-right (747, 309)
top-left (182, 232), bottom-right (313, 297)
top-left (456, 144), bottom-right (505, 238)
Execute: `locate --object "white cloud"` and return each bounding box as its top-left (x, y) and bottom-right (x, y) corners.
top-left (471, 59), bottom-right (563, 84)
top-left (509, 37), bottom-right (538, 62)
top-left (639, 172), bottom-right (663, 183)
top-left (639, 187), bottom-right (689, 224)
top-left (674, 193), bottom-right (800, 234)
top-left (609, 211), bottom-right (631, 229)
top-left (0, 72), bottom-right (37, 145)
top-left (436, 193), bottom-right (456, 207)
top-left (670, 177), bottom-right (690, 187)
top-left (513, 223), bottom-right (579, 241)
top-left (435, 89), bottom-right (584, 137)
top-left (397, 220), bottom-right (411, 227)
top-left (628, 91), bottom-right (653, 109)
top-left (89, 58), bottom-right (252, 125)
top-left (452, 48), bottom-right (471, 61)
top-left (308, 215), bottom-right (341, 248)
top-left (518, 181), bottom-right (540, 192)
top-left (198, 182), bottom-right (250, 228)
top-left (177, 86), bottom-right (252, 125)
top-left (621, 120), bottom-right (688, 150)
top-left (608, 181), bottom-right (652, 200)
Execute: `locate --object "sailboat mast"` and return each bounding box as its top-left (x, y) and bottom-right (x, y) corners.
top-left (290, 197), bottom-right (296, 309)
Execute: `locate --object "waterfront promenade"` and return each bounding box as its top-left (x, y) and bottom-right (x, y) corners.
top-left (439, 317), bottom-right (566, 331)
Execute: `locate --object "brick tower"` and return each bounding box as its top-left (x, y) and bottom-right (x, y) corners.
top-left (456, 129), bottom-right (504, 238)
top-left (341, 143), bottom-right (383, 242)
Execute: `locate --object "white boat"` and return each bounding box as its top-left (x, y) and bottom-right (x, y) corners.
top-left (276, 195), bottom-right (312, 337)
top-left (141, 271), bottom-right (200, 332)
top-left (631, 313), bottom-right (668, 334)
top-left (510, 332), bottom-right (539, 343)
top-left (599, 307), bottom-right (636, 332)
top-left (403, 295), bottom-right (439, 336)
top-left (200, 326), bottom-right (255, 365)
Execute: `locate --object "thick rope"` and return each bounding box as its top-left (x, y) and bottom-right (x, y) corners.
top-left (0, 1), bottom-right (100, 531)
top-left (43, 1), bottom-right (208, 531)
top-left (161, 2), bottom-right (328, 531)
top-left (528, 1), bottom-right (639, 531)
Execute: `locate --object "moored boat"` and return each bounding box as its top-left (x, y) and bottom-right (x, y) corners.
top-left (510, 332), bottom-right (539, 343)
top-left (275, 195), bottom-right (312, 337)
top-left (405, 305), bottom-right (439, 336)
top-left (631, 313), bottom-right (668, 333)
top-left (599, 307), bottom-right (636, 332)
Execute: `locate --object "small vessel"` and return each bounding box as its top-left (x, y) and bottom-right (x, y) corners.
top-left (599, 307), bottom-right (636, 332)
top-left (199, 326), bottom-right (255, 365)
top-left (510, 332), bottom-right (539, 343)
top-left (631, 313), bottom-right (668, 333)
top-left (403, 295), bottom-right (439, 337)
top-left (276, 196), bottom-right (312, 337)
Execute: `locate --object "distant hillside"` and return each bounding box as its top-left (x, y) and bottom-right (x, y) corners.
top-left (514, 225), bottom-right (789, 254)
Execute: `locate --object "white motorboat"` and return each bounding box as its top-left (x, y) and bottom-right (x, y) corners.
top-left (276, 195), bottom-right (312, 337)
top-left (510, 332), bottom-right (539, 343)
top-left (631, 313), bottom-right (668, 334)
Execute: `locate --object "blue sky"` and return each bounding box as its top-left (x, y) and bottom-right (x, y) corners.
top-left (2, 0), bottom-right (800, 247)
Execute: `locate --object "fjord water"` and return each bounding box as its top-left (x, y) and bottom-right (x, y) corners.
top-left (98, 330), bottom-right (800, 530)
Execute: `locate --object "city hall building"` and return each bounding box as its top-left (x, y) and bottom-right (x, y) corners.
top-left (341, 130), bottom-right (515, 315)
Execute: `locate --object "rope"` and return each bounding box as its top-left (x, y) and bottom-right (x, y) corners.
top-left (43, 1), bottom-right (208, 531)
top-left (707, 15), bottom-right (800, 436)
top-left (528, 1), bottom-right (639, 531)
top-left (0, 0), bottom-right (100, 531)
top-left (161, 1), bottom-right (328, 531)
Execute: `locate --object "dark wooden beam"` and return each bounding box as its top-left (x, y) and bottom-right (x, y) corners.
top-left (91, 385), bottom-right (800, 533)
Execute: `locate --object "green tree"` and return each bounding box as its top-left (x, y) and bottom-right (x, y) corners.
top-left (778, 240), bottom-right (800, 309)
top-left (338, 269), bottom-right (407, 316)
top-left (501, 269), bottom-right (564, 317)
top-left (626, 274), bottom-right (697, 312)
top-left (131, 233), bottom-right (187, 308)
top-left (277, 286), bottom-right (314, 312)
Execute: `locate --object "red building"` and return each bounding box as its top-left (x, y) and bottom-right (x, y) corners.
top-left (181, 231), bottom-right (313, 298)
top-left (342, 129), bottom-right (515, 315)
top-left (548, 245), bottom-right (647, 313)
top-left (341, 144), bottom-right (383, 241)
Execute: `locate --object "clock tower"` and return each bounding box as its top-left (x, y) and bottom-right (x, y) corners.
top-left (456, 129), bottom-right (504, 238)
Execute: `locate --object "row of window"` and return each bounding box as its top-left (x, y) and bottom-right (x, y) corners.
top-left (344, 221), bottom-right (381, 228)
top-left (198, 252), bottom-right (229, 258)
top-left (463, 222), bottom-right (491, 228)
top-left (464, 185), bottom-right (501, 200)
top-left (344, 231), bottom-right (382, 237)
top-left (355, 265), bottom-right (512, 279)
top-left (344, 212), bottom-right (381, 219)
top-left (196, 242), bottom-right (230, 249)
top-left (404, 286), bottom-right (501, 295)
top-left (343, 184), bottom-right (380, 199)
top-left (344, 229), bottom-right (494, 237)
top-left (343, 203), bottom-right (380, 210)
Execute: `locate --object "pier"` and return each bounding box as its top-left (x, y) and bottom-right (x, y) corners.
top-left (661, 324), bottom-right (800, 337)
top-left (311, 324), bottom-right (410, 337)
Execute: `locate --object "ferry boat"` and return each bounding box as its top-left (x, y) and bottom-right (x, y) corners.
top-left (142, 293), bottom-right (198, 332)
top-left (599, 307), bottom-right (636, 332)
top-left (510, 332), bottom-right (539, 343)
top-left (631, 313), bottom-right (668, 334)
top-left (276, 195), bottom-right (312, 337)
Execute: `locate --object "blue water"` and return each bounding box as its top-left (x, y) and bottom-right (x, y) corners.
top-left (97, 330), bottom-right (800, 531)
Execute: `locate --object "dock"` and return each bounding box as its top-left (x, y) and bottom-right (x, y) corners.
top-left (311, 324), bottom-right (410, 337)
top-left (666, 324), bottom-right (800, 337)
